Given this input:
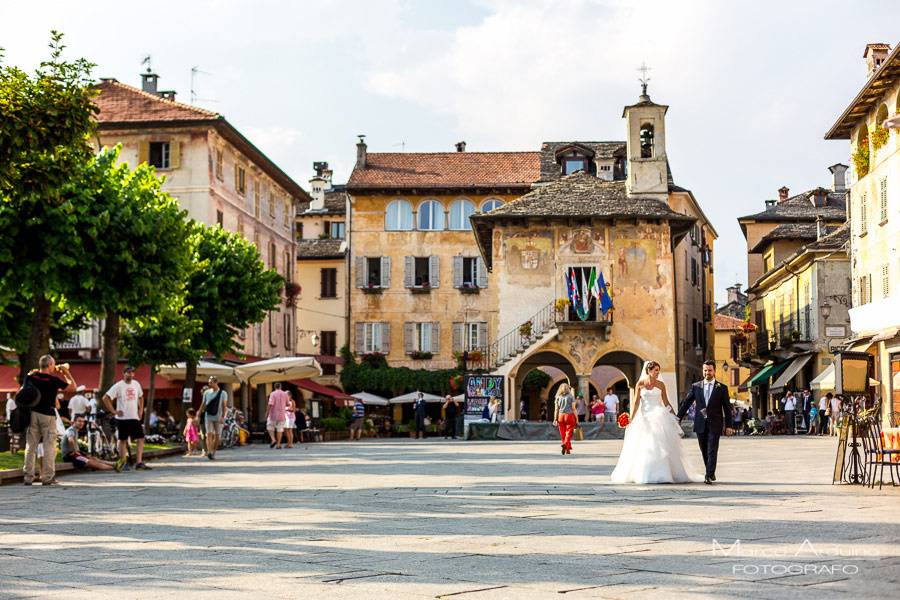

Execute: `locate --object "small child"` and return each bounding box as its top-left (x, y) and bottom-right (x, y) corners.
top-left (184, 409), bottom-right (199, 456)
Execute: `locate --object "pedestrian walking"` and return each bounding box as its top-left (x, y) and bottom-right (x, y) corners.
top-left (488, 397), bottom-right (500, 423)
top-left (801, 389), bottom-right (812, 431)
top-left (198, 376), bottom-right (227, 460)
top-left (443, 395), bottom-right (459, 439)
top-left (829, 393), bottom-right (841, 436)
top-left (5, 392), bottom-right (20, 454)
top-left (23, 355), bottom-right (76, 486)
top-left (266, 383), bottom-right (289, 449)
top-left (413, 392), bottom-right (427, 439)
top-left (590, 394), bottom-right (606, 425)
top-left (284, 394), bottom-right (296, 448)
top-left (103, 366), bottom-right (151, 471)
top-left (603, 388), bottom-right (619, 424)
top-left (574, 393), bottom-right (587, 423)
top-left (349, 396), bottom-right (365, 441)
top-left (807, 403), bottom-right (818, 435)
top-left (553, 383), bottom-right (577, 455)
top-left (519, 398), bottom-right (528, 420)
top-left (183, 409), bottom-right (200, 456)
top-left (782, 392), bottom-right (797, 434)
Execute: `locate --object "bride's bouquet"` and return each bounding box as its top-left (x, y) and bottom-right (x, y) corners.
top-left (617, 412), bottom-right (630, 428)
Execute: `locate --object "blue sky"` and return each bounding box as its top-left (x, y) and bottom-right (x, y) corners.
top-left (2, 0), bottom-right (897, 304)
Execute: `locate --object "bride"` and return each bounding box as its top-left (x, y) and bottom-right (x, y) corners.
top-left (610, 361), bottom-right (703, 484)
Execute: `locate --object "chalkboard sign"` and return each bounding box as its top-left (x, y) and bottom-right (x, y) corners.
top-left (832, 420), bottom-right (848, 484)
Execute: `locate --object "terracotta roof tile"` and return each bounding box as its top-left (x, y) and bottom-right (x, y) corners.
top-left (347, 152), bottom-right (541, 190)
top-left (93, 79), bottom-right (220, 124)
top-left (715, 314), bottom-right (745, 330)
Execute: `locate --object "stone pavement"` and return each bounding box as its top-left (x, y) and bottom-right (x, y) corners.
top-left (0, 437), bottom-right (898, 599)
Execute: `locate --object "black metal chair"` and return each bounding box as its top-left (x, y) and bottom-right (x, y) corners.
top-left (861, 417), bottom-right (900, 489)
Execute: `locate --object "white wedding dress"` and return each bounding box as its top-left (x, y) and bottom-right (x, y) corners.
top-left (610, 387), bottom-right (703, 484)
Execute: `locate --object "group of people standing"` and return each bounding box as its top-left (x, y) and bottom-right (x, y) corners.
top-left (778, 389), bottom-right (841, 435)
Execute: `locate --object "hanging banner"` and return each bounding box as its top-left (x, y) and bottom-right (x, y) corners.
top-left (465, 374), bottom-right (504, 417)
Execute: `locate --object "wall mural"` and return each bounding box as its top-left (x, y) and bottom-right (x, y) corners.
top-left (505, 231), bottom-right (553, 275)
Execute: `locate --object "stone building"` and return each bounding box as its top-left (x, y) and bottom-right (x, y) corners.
top-left (294, 162), bottom-right (348, 386)
top-left (825, 42), bottom-right (900, 424)
top-left (93, 71), bottom-right (306, 359)
top-left (717, 284), bottom-right (748, 320)
top-left (713, 313), bottom-right (751, 405)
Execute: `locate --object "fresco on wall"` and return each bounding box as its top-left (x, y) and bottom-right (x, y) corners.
top-left (505, 231), bottom-right (553, 275)
top-left (559, 228), bottom-right (607, 256)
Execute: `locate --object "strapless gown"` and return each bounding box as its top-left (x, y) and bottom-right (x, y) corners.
top-left (610, 387), bottom-right (703, 484)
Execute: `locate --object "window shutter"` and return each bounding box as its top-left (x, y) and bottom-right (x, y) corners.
top-left (429, 255), bottom-right (440, 288)
top-left (477, 322), bottom-right (488, 350)
top-left (355, 257), bottom-right (365, 288)
top-left (452, 323), bottom-right (463, 353)
top-left (234, 165), bottom-right (240, 192)
top-left (404, 323), bottom-right (414, 354)
top-left (355, 323), bottom-right (365, 354)
top-left (320, 269), bottom-right (327, 297)
top-left (138, 141), bottom-right (149, 165)
top-left (381, 256), bottom-right (391, 288)
top-left (170, 141), bottom-right (181, 169)
top-left (453, 256), bottom-right (463, 288)
top-left (476, 257), bottom-right (488, 288)
top-left (381, 322), bottom-right (391, 354)
top-left (431, 322), bottom-right (440, 353)
top-left (404, 256), bottom-right (414, 288)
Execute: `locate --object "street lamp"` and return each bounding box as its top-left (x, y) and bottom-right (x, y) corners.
top-left (694, 345), bottom-right (703, 360)
top-left (723, 361), bottom-right (730, 372)
top-left (820, 301), bottom-right (832, 321)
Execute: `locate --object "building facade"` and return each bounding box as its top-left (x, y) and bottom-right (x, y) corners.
top-left (826, 42), bottom-right (900, 424)
top-left (295, 162), bottom-right (348, 384)
top-left (713, 314), bottom-right (751, 405)
top-left (93, 72), bottom-right (307, 358)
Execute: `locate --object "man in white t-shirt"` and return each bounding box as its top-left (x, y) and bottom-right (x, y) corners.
top-left (603, 388), bottom-right (619, 423)
top-left (103, 366), bottom-right (150, 471)
top-left (68, 386), bottom-right (90, 418)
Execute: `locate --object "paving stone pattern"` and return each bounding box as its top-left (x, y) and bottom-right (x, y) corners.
top-left (0, 437), bottom-right (898, 599)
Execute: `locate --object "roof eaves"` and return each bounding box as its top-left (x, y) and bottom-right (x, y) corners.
top-left (825, 43), bottom-right (900, 140)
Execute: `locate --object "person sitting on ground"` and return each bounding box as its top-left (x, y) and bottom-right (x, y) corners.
top-left (61, 415), bottom-right (123, 473)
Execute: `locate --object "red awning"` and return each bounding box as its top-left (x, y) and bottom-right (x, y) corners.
top-left (0, 362), bottom-right (181, 396)
top-left (292, 378), bottom-right (353, 403)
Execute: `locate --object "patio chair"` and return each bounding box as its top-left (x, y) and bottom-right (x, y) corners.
top-left (860, 417), bottom-right (900, 490)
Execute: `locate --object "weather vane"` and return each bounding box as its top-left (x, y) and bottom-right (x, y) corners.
top-left (637, 62), bottom-right (651, 96)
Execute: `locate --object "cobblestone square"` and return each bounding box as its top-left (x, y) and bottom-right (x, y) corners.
top-left (1, 437), bottom-right (898, 599)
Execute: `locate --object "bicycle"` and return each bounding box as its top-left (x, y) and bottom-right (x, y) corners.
top-left (86, 413), bottom-right (118, 460)
top-left (220, 408), bottom-right (243, 449)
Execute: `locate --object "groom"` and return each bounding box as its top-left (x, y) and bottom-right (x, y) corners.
top-left (677, 360), bottom-right (734, 485)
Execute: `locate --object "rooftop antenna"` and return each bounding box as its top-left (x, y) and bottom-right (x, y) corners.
top-left (637, 61), bottom-right (651, 98)
top-left (392, 141), bottom-right (406, 152)
top-left (141, 54), bottom-right (152, 73)
top-left (190, 66), bottom-right (216, 105)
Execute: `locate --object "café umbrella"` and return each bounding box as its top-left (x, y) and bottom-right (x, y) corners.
top-left (158, 360), bottom-right (238, 384)
top-left (234, 356), bottom-right (321, 385)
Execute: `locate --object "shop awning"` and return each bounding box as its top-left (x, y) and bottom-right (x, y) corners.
top-left (748, 361), bottom-right (789, 387)
top-left (234, 356), bottom-right (321, 385)
top-left (871, 327), bottom-right (900, 343)
top-left (294, 378), bottom-right (354, 402)
top-left (0, 362), bottom-right (182, 395)
top-left (810, 363), bottom-right (880, 391)
top-left (770, 354), bottom-right (814, 393)
top-left (158, 360), bottom-right (238, 384)
top-left (389, 391), bottom-right (445, 404)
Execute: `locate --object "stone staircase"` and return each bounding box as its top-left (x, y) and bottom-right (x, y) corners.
top-left (488, 300), bottom-right (559, 374)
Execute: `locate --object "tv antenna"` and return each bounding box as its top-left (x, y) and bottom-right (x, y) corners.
top-left (392, 141), bottom-right (406, 152)
top-left (190, 66), bottom-right (216, 105)
top-left (141, 54), bottom-right (152, 73)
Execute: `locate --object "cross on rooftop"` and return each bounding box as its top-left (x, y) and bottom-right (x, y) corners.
top-left (637, 62), bottom-right (651, 96)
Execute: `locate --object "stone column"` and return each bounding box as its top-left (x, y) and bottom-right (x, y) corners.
top-left (506, 376), bottom-right (518, 421)
top-left (577, 374), bottom-right (591, 407)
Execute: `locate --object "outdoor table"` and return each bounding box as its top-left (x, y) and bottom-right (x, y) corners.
top-left (882, 427), bottom-right (900, 462)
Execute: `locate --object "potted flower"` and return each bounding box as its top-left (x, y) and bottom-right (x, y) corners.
top-left (554, 298), bottom-right (570, 319)
top-left (872, 124), bottom-right (889, 151)
top-left (410, 350), bottom-right (433, 360)
top-left (518, 321), bottom-right (533, 347)
top-left (852, 137), bottom-right (870, 178)
top-left (468, 349), bottom-right (484, 363)
top-left (790, 329), bottom-right (801, 342)
top-left (284, 281), bottom-right (301, 307)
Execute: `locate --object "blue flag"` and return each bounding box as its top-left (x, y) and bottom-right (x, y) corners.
top-left (598, 271), bottom-right (613, 316)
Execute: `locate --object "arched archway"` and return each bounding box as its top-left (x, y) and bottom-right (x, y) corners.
top-left (593, 350), bottom-right (646, 416)
top-left (513, 351), bottom-right (578, 421)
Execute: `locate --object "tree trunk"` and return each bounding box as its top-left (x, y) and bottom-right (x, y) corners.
top-left (182, 360), bottom-right (198, 429)
top-left (144, 364), bottom-right (157, 428)
top-left (99, 309), bottom-right (120, 395)
top-left (21, 297), bottom-right (52, 380)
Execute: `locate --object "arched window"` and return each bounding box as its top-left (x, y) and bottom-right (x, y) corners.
top-left (481, 198), bottom-right (503, 213)
top-left (385, 199), bottom-right (413, 231)
top-left (417, 199), bottom-right (445, 231)
top-left (449, 198), bottom-right (475, 230)
top-left (639, 123), bottom-right (654, 158)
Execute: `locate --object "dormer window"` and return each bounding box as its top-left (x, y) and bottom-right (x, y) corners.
top-left (564, 157), bottom-right (587, 174)
top-left (639, 123), bottom-right (654, 158)
top-left (555, 144), bottom-right (596, 176)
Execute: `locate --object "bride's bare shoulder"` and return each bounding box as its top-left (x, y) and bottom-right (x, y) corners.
top-left (653, 380), bottom-right (667, 391)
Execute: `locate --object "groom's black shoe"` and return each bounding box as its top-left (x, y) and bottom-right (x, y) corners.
top-left (704, 476), bottom-right (712, 484)
top-left (710, 474), bottom-right (716, 482)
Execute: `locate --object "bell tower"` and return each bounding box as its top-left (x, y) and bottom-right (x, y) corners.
top-left (623, 66), bottom-right (669, 197)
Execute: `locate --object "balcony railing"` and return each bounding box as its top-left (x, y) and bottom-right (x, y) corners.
top-left (53, 324), bottom-right (101, 350)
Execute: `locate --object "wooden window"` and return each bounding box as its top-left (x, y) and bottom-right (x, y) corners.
top-left (880, 178), bottom-right (888, 223)
top-left (357, 322), bottom-right (388, 354)
top-left (254, 180), bottom-right (261, 217)
top-left (449, 199), bottom-right (475, 230)
top-left (216, 210), bottom-right (223, 227)
top-left (417, 200), bottom-right (445, 230)
top-left (297, 222), bottom-right (304, 240)
top-left (235, 165), bottom-right (246, 195)
top-left (283, 313), bottom-right (292, 350)
top-left (404, 322), bottom-right (440, 354)
top-left (148, 142), bottom-right (170, 169)
top-left (320, 331), bottom-right (337, 356)
top-left (283, 199), bottom-right (290, 226)
top-left (385, 199), bottom-right (413, 231)
top-left (237, 219), bottom-right (244, 237)
top-left (320, 268), bottom-right (337, 298)
top-left (268, 311), bottom-right (276, 347)
top-left (215, 149), bottom-right (224, 180)
top-left (329, 221), bottom-right (345, 239)
top-left (691, 257), bottom-right (698, 286)
top-left (356, 256), bottom-right (390, 289)
top-left (404, 256), bottom-right (440, 289)
top-left (269, 191), bottom-right (276, 218)
top-left (860, 193), bottom-right (868, 235)
top-left (269, 242), bottom-right (276, 269)
top-left (883, 264), bottom-right (890, 299)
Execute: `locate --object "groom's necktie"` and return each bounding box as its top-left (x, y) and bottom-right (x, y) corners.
top-left (704, 381), bottom-right (712, 403)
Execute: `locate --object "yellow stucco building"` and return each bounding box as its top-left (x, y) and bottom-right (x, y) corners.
top-left (713, 314), bottom-right (750, 404)
top-left (826, 42), bottom-right (900, 424)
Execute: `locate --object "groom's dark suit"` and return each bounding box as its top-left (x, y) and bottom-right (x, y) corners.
top-left (677, 379), bottom-right (733, 480)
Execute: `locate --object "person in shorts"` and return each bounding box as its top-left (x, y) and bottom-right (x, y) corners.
top-left (266, 383), bottom-right (289, 449)
top-left (103, 366), bottom-right (150, 471)
top-left (199, 376), bottom-right (228, 460)
top-left (350, 397), bottom-right (366, 440)
top-left (61, 415), bottom-right (122, 472)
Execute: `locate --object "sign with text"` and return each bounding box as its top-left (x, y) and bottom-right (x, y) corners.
top-left (825, 326), bottom-right (846, 338)
top-left (181, 388), bottom-right (193, 404)
top-left (465, 374), bottom-right (504, 416)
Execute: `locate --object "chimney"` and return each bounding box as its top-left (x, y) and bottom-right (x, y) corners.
top-left (726, 284), bottom-right (742, 304)
top-left (816, 215), bottom-right (826, 240)
top-left (141, 71), bottom-right (159, 94)
top-left (455, 141), bottom-right (466, 152)
top-left (356, 135), bottom-right (367, 169)
top-left (159, 90), bottom-right (176, 101)
top-left (308, 175), bottom-right (326, 211)
top-left (829, 163), bottom-right (848, 192)
top-left (864, 43), bottom-right (891, 78)
top-left (764, 199), bottom-right (777, 209)
top-left (777, 186), bottom-right (790, 203)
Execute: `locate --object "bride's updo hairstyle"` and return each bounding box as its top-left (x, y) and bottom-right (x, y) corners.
top-left (638, 361), bottom-right (661, 386)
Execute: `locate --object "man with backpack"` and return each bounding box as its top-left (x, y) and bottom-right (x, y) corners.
top-left (19, 355), bottom-right (77, 486)
top-left (103, 366), bottom-right (150, 471)
top-left (199, 376), bottom-right (227, 460)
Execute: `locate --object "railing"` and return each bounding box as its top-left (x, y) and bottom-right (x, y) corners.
top-left (488, 301), bottom-right (557, 370)
top-left (52, 325), bottom-right (101, 350)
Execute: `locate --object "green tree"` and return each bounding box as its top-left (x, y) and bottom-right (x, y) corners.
top-left (68, 147), bottom-right (193, 394)
top-left (182, 224), bottom-right (283, 391)
top-left (122, 296), bottom-right (202, 425)
top-left (0, 32), bottom-right (98, 372)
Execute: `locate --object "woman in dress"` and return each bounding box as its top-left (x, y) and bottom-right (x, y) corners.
top-left (610, 361), bottom-right (703, 484)
top-left (553, 383), bottom-right (578, 455)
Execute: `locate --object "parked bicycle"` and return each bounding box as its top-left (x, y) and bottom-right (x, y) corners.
top-left (220, 408), bottom-right (243, 449)
top-left (85, 413), bottom-right (118, 460)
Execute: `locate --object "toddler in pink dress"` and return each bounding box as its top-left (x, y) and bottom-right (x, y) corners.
top-left (184, 408), bottom-right (199, 456)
